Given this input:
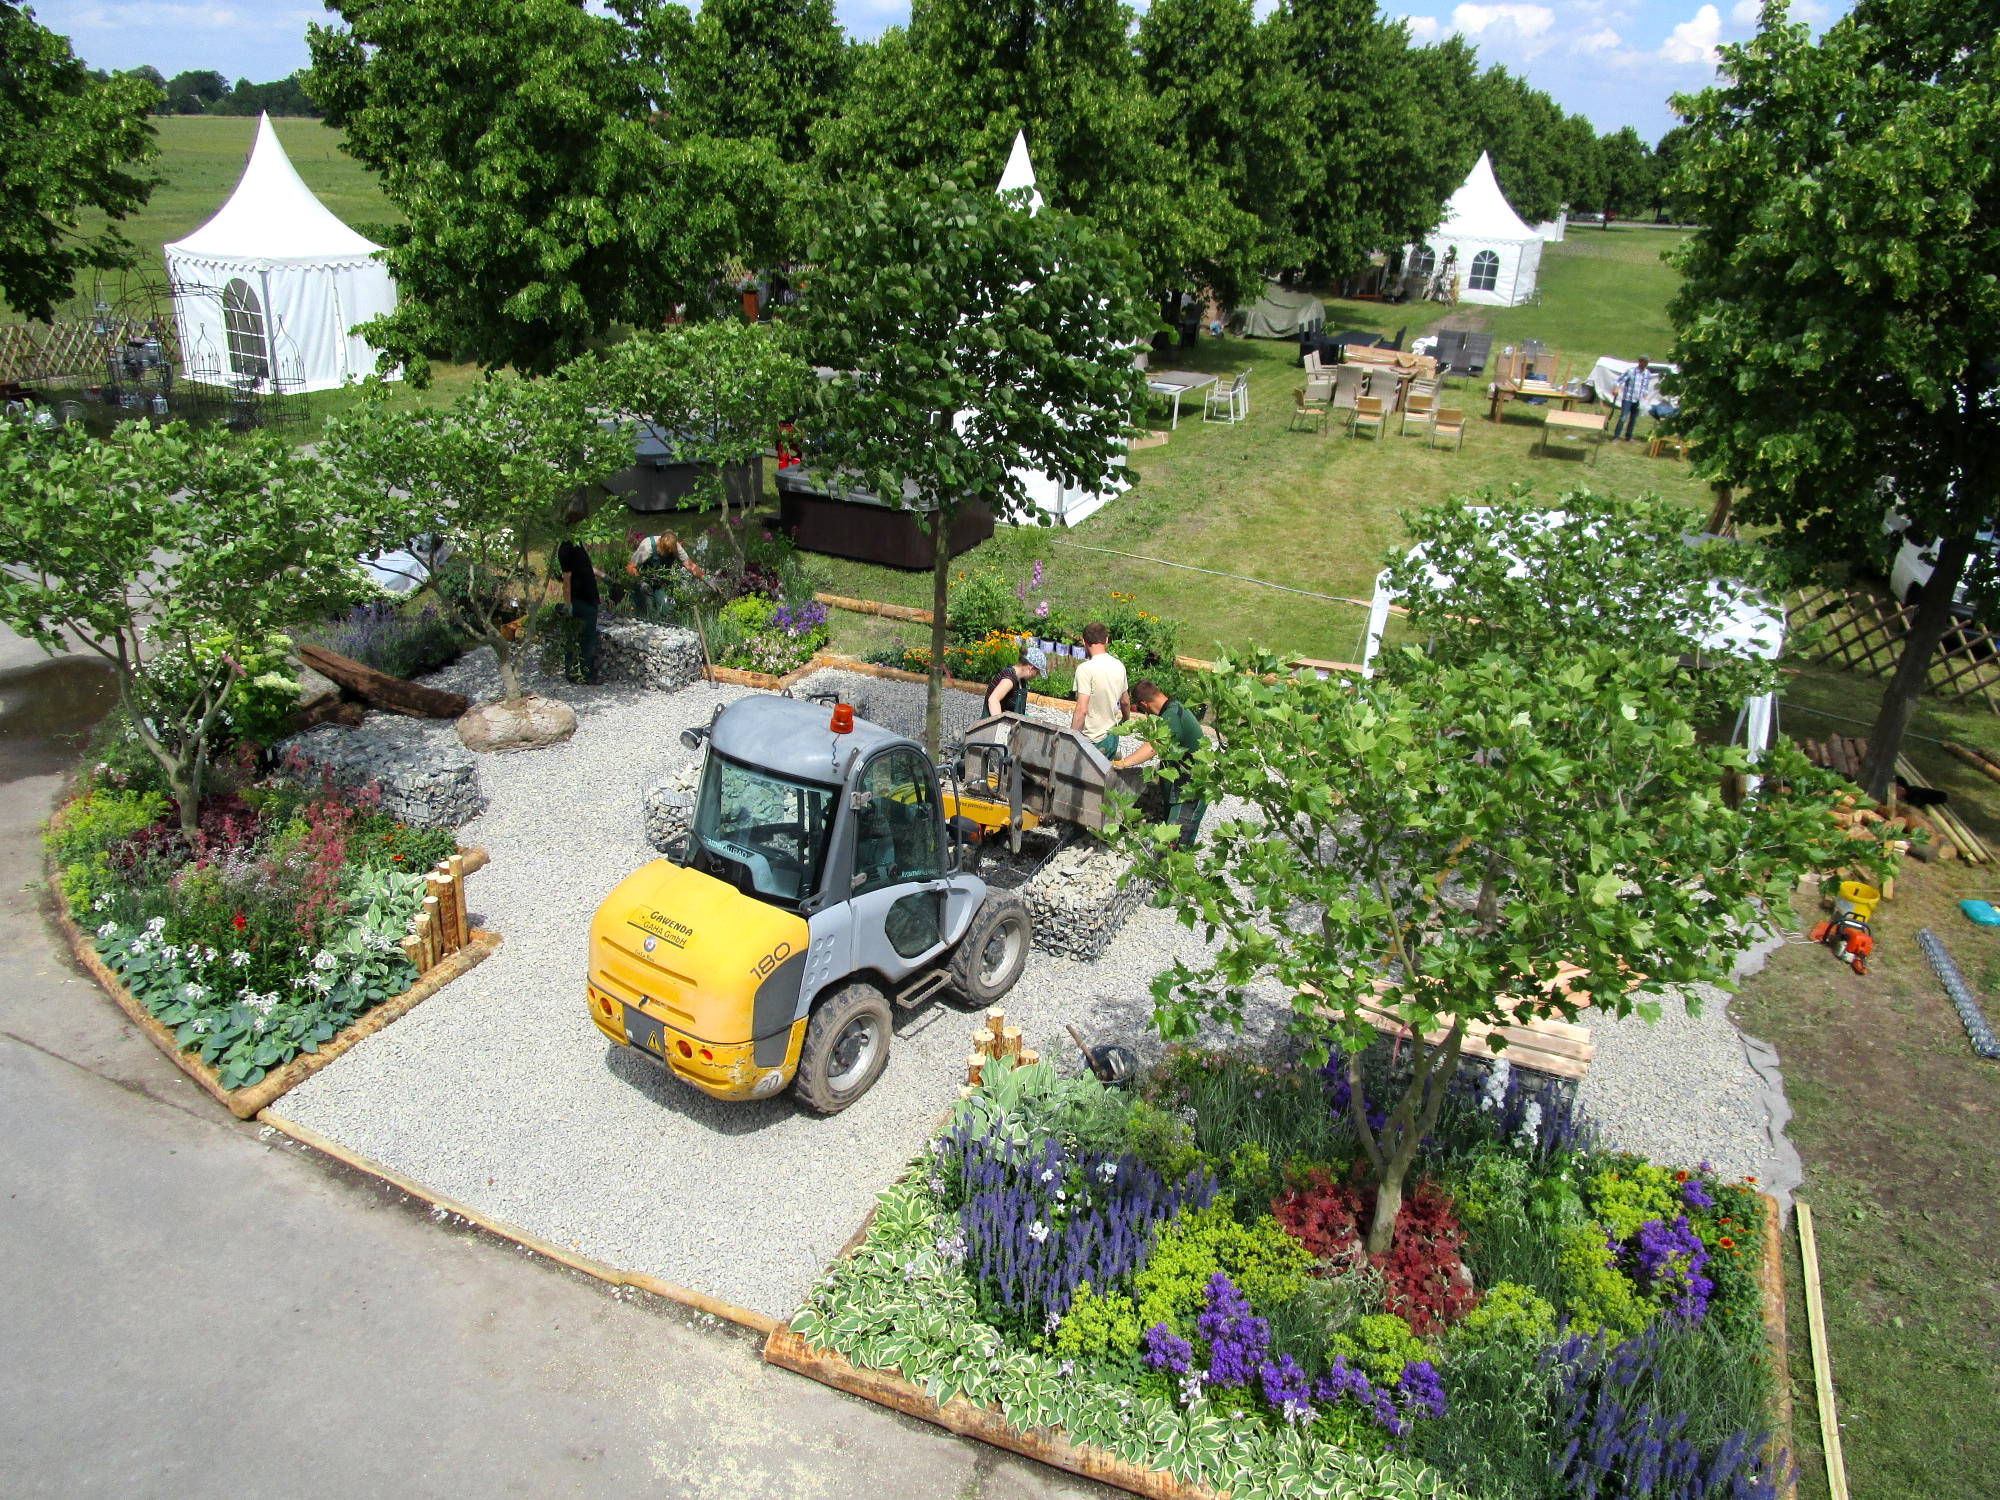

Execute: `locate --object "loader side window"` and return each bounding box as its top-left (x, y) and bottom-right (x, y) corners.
top-left (852, 748), bottom-right (945, 897)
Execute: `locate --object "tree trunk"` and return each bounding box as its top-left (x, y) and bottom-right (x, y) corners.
top-left (1361, 1019), bottom-right (1467, 1257)
top-left (926, 513), bottom-right (949, 758)
top-left (1705, 483), bottom-right (1734, 537)
top-left (1859, 532), bottom-right (1975, 801)
top-left (493, 635), bottom-right (524, 703)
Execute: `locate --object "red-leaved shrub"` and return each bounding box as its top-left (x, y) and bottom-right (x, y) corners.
top-left (1271, 1168), bottom-right (1479, 1335)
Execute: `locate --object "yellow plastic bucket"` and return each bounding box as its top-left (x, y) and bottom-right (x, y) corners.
top-left (1836, 880), bottom-right (1881, 920)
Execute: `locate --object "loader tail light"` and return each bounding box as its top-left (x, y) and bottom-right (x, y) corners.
top-left (676, 1039), bottom-right (694, 1059)
top-left (699, 1046), bottom-right (714, 1062)
top-left (830, 703), bottom-right (854, 734)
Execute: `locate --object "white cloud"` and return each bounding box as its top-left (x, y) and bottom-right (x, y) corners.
top-left (1401, 14), bottom-right (1443, 40)
top-left (1575, 27), bottom-right (1623, 53)
top-left (1449, 3), bottom-right (1556, 42)
top-left (1659, 3), bottom-right (1723, 64)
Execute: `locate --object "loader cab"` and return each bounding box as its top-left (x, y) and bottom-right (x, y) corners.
top-left (684, 754), bottom-right (837, 909)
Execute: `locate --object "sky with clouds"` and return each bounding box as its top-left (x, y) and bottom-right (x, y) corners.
top-left (32, 0), bottom-right (1843, 145)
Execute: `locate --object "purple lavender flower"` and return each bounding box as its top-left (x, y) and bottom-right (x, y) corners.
top-left (1681, 1177), bottom-right (1715, 1210)
top-left (1398, 1360), bottom-right (1448, 1421)
top-left (1624, 1216), bottom-right (1714, 1323)
top-left (1031, 559), bottom-right (1044, 590)
top-left (1258, 1353), bottom-right (1313, 1423)
top-left (1195, 1273), bottom-right (1269, 1387)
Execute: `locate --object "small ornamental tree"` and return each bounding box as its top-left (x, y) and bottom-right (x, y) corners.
top-left (0, 422), bottom-right (382, 832)
top-left (1114, 492), bottom-right (1867, 1256)
top-left (800, 174), bottom-right (1148, 753)
top-left (582, 322), bottom-right (814, 575)
top-left (316, 374), bottom-right (633, 702)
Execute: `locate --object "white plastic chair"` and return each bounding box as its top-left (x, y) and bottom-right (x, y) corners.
top-left (1204, 371), bottom-right (1249, 424)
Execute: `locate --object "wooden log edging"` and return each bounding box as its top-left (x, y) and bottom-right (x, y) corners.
top-left (257, 1109), bottom-right (781, 1335)
top-left (762, 1328), bottom-right (1226, 1500)
top-left (50, 854), bottom-right (501, 1121)
top-left (1758, 1191), bottom-right (1799, 1500)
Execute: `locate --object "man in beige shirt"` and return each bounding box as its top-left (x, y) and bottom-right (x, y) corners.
top-left (1070, 622), bottom-right (1129, 756)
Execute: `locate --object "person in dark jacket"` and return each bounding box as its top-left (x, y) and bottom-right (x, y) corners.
top-left (1112, 679), bottom-right (1208, 847)
top-left (984, 647), bottom-right (1048, 717)
top-left (556, 506), bottom-right (603, 684)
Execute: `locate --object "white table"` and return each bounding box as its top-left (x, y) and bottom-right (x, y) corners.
top-left (1146, 370), bottom-right (1219, 429)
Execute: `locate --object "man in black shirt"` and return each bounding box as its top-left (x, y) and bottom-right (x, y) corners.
top-left (556, 509), bottom-right (602, 684)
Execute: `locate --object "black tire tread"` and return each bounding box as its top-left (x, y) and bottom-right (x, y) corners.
top-left (793, 980), bottom-right (892, 1115)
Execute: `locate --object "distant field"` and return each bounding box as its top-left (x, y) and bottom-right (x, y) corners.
top-left (12, 115), bottom-right (393, 322)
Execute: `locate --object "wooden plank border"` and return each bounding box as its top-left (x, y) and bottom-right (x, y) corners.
top-left (258, 1110), bottom-right (780, 1336)
top-left (1759, 1191), bottom-right (1799, 1500)
top-left (50, 861), bottom-right (502, 1120)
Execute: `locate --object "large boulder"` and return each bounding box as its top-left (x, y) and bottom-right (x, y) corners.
top-left (457, 695), bottom-right (578, 754)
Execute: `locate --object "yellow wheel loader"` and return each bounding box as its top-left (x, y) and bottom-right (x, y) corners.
top-left (586, 695), bottom-right (1042, 1113)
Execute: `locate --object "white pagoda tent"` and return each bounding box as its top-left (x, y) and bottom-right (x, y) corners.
top-left (163, 113), bottom-right (398, 394)
top-left (1409, 152), bottom-right (1544, 308)
top-left (992, 130), bottom-right (1128, 527)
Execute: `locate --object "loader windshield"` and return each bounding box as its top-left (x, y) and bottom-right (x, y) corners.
top-left (690, 754), bottom-right (836, 907)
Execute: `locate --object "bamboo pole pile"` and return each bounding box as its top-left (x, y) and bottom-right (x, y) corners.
top-left (966, 1007), bottom-right (1039, 1088)
top-left (402, 847), bottom-right (487, 975)
top-left (1801, 735), bottom-right (1989, 865)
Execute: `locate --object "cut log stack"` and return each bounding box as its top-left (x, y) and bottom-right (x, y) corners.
top-left (402, 846), bottom-right (488, 974)
top-left (965, 1007), bottom-right (1039, 1088)
top-left (296, 643), bottom-right (471, 720)
top-left (1800, 734), bottom-right (1990, 865)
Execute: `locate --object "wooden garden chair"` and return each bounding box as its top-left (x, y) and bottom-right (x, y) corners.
top-left (1351, 395), bottom-right (1387, 441)
top-left (1400, 390), bottom-right (1437, 436)
top-left (1430, 406), bottom-right (1466, 451)
top-left (1290, 385), bottom-right (1328, 433)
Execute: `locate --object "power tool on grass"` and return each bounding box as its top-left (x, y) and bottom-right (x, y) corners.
top-left (1808, 880), bottom-right (1879, 975)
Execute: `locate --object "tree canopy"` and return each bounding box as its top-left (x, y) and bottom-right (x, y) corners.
top-left (666, 0), bottom-right (847, 165)
top-left (1667, 0), bottom-right (2000, 798)
top-left (0, 1), bottom-right (160, 321)
top-left (799, 175), bottom-right (1148, 750)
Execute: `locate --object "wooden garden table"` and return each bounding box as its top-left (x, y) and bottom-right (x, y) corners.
top-left (1539, 407), bottom-right (1608, 464)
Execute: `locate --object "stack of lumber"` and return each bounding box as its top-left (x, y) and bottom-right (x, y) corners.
top-left (400, 847), bottom-right (489, 972)
top-left (965, 1007), bottom-right (1038, 1087)
top-left (1801, 734), bottom-right (1990, 864)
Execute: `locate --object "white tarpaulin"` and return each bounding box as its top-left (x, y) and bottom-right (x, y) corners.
top-left (164, 114), bottom-right (399, 395)
top-left (1360, 509), bottom-right (1785, 790)
top-left (1409, 153), bottom-right (1544, 308)
top-left (1588, 355), bottom-right (1678, 406)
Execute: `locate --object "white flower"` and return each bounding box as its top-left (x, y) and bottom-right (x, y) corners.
top-left (252, 1018), bottom-right (267, 1034)
top-left (160, 945), bottom-right (180, 961)
top-left (1481, 1058), bottom-right (1511, 1114)
top-left (1178, 1370), bottom-right (1206, 1407)
top-left (96, 921), bottom-right (118, 940)
top-left (312, 950), bottom-right (338, 972)
top-left (146, 916), bottom-right (166, 935)
top-left (127, 938), bottom-right (149, 956)
top-left (1037, 1167), bottom-right (1055, 1184)
top-left (183, 982), bottom-right (206, 1000)
top-left (1516, 1098), bottom-right (1543, 1149)
top-left (189, 1017), bottom-right (209, 1033)
top-left (230, 950), bottom-right (250, 968)
top-left (305, 973), bottom-right (332, 994)
top-left (1096, 1160), bottom-right (1119, 1183)
top-left (92, 893), bottom-right (112, 912)
top-left (1028, 1219), bottom-right (1049, 1244)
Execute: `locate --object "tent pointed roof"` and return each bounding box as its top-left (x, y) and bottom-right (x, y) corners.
top-left (165, 113), bottom-right (383, 264)
top-left (995, 129), bottom-right (1044, 214)
top-left (1435, 151), bottom-right (1536, 241)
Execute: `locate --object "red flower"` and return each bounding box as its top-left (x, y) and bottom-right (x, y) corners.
top-left (231, 912), bottom-right (247, 931)
top-left (391, 854), bottom-right (405, 862)
top-left (1718, 1236), bottom-right (1736, 1249)
top-left (1674, 1170), bottom-right (1689, 1182)
top-left (1745, 1176), bottom-right (1758, 1184)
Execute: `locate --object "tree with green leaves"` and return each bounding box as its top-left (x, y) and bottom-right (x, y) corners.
top-left (581, 321), bottom-right (814, 575)
top-left (0, 422), bottom-right (382, 833)
top-left (316, 374), bottom-right (633, 701)
top-left (1592, 126), bottom-right (1654, 227)
top-left (668, 0), bottom-right (848, 164)
top-left (164, 69), bottom-right (229, 115)
top-left (800, 175), bottom-right (1147, 753)
top-left (1114, 492), bottom-right (1859, 1254)
top-left (0, 2), bottom-right (160, 321)
top-left (1460, 66), bottom-right (1598, 226)
top-left (817, 0), bottom-right (1236, 308)
top-left (1268, 0), bottom-right (1472, 280)
top-left (1668, 0), bottom-right (2000, 801)
top-left (307, 0), bottom-right (781, 378)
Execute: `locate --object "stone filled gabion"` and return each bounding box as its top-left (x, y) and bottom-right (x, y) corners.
top-left (642, 763), bottom-right (699, 854)
top-left (279, 717), bottom-right (485, 829)
top-left (596, 622), bottom-right (703, 692)
top-left (1021, 840), bottom-right (1151, 961)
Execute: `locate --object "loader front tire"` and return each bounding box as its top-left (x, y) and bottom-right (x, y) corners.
top-left (949, 893), bottom-right (1032, 1004)
top-left (793, 981), bottom-right (892, 1114)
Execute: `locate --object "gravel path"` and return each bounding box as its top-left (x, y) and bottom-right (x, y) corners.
top-left (278, 660), bottom-right (1801, 1318)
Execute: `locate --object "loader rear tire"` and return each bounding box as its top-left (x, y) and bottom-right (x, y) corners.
top-left (949, 893), bottom-right (1031, 1004)
top-left (793, 981), bottom-right (892, 1114)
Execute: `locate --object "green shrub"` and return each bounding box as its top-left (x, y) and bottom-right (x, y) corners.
top-left (1584, 1158), bottom-right (1684, 1241)
top-left (948, 567), bottom-right (1031, 642)
top-left (1326, 1312), bottom-right (1430, 1388)
top-left (47, 786), bottom-right (170, 907)
top-left (1132, 1203), bottom-right (1313, 1334)
top-left (1555, 1222), bottom-right (1652, 1335)
top-left (1450, 1152), bottom-right (1534, 1231)
top-left (1263, 1261), bottom-right (1388, 1374)
top-left (1049, 1282), bottom-right (1144, 1363)
top-left (1453, 1281), bottom-right (1557, 1350)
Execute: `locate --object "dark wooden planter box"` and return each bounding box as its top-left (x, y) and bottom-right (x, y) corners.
top-left (776, 468), bottom-right (993, 570)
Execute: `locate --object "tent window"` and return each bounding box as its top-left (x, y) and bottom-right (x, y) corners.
top-left (222, 278), bottom-right (268, 380)
top-left (1410, 247), bottom-right (1437, 282)
top-left (1468, 251), bottom-right (1500, 293)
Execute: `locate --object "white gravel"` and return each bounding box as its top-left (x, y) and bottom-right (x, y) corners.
top-left (277, 657), bottom-right (1802, 1318)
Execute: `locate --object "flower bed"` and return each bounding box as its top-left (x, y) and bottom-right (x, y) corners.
top-left (785, 1050), bottom-right (1788, 1500)
top-left (47, 765), bottom-right (469, 1098)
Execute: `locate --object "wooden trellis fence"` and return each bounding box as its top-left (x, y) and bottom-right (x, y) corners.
top-left (1790, 587), bottom-right (2000, 710)
top-left (0, 318), bottom-right (180, 386)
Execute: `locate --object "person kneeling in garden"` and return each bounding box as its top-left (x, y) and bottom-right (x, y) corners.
top-left (983, 645), bottom-right (1048, 717)
top-left (1112, 680), bottom-right (1206, 847)
top-left (625, 528), bottom-right (703, 619)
